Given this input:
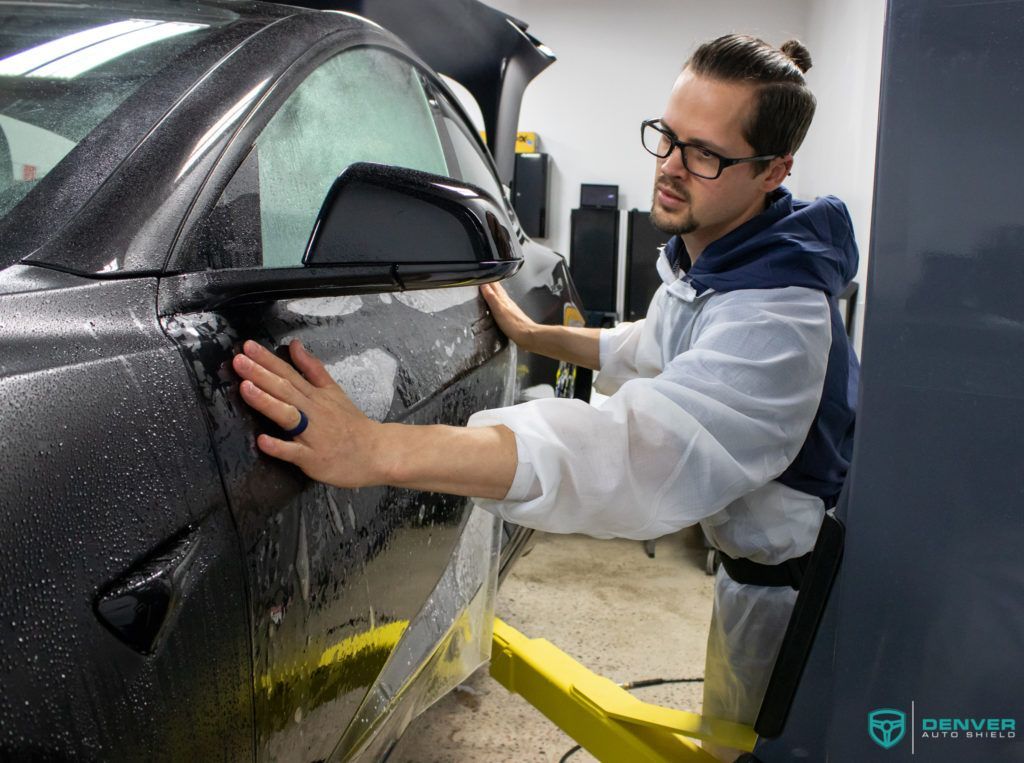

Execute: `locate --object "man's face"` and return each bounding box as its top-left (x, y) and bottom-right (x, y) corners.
top-left (650, 69), bottom-right (784, 251)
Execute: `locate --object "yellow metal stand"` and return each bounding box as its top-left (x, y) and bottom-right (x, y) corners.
top-left (490, 618), bottom-right (757, 762)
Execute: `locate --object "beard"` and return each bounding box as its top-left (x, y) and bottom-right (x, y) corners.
top-left (650, 177), bottom-right (698, 235)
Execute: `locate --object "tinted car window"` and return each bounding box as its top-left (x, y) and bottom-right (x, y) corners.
top-left (197, 47), bottom-right (450, 270)
top-left (0, 8), bottom-right (225, 223)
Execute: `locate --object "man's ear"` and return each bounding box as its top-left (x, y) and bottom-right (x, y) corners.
top-left (759, 154), bottom-right (794, 191)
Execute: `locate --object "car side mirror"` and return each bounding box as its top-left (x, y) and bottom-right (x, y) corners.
top-left (158, 163), bottom-right (523, 314)
top-left (303, 162), bottom-right (522, 287)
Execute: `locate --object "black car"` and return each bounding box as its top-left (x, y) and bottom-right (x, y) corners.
top-left (0, 1), bottom-right (584, 759)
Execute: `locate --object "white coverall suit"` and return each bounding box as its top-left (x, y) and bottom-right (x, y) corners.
top-left (470, 189), bottom-right (857, 724)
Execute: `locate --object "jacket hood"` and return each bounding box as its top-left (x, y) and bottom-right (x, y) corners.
top-left (665, 187), bottom-right (859, 297)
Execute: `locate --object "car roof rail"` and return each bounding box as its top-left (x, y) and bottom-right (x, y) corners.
top-left (290, 0), bottom-right (555, 185)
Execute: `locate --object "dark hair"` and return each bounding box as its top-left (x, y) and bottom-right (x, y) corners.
top-left (686, 34), bottom-right (816, 173)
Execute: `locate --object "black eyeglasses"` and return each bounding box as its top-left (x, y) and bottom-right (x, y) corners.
top-left (641, 119), bottom-right (778, 180)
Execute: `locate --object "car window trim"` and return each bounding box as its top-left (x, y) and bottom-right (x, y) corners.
top-left (423, 76), bottom-right (462, 180)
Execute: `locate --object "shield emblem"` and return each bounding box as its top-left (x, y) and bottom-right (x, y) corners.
top-left (868, 708), bottom-right (907, 749)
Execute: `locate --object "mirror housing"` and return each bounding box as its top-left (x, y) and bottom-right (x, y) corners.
top-left (303, 162), bottom-right (522, 287)
top-left (160, 163), bottom-right (523, 315)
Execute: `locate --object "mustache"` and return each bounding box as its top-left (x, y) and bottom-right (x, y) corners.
top-left (655, 175), bottom-right (689, 202)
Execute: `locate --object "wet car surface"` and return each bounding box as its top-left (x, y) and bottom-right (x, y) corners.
top-left (0, 1), bottom-right (582, 759)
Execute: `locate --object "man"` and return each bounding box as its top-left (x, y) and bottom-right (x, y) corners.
top-left (232, 34), bottom-right (858, 757)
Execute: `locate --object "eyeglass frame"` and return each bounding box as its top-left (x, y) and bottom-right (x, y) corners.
top-left (641, 119), bottom-right (780, 180)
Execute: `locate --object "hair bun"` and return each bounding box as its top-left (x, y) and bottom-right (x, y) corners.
top-left (780, 40), bottom-right (812, 73)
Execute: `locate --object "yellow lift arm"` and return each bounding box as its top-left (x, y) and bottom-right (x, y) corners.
top-left (489, 618), bottom-right (758, 762)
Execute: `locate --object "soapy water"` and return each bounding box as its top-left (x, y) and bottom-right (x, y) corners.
top-left (324, 349), bottom-right (399, 420)
top-left (394, 286), bottom-right (477, 314)
top-left (286, 296), bottom-right (364, 318)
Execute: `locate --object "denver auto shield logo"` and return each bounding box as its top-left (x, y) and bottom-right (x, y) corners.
top-left (869, 709), bottom-right (907, 749)
top-left (868, 704), bottom-right (1016, 752)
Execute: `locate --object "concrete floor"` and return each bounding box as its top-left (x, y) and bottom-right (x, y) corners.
top-left (390, 527), bottom-right (716, 762)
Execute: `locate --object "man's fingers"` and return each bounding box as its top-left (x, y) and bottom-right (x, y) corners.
top-left (289, 340), bottom-right (336, 389)
top-left (484, 282), bottom-right (516, 311)
top-left (241, 340), bottom-right (315, 395)
top-left (239, 379), bottom-right (304, 431)
top-left (233, 350), bottom-right (311, 407)
top-left (482, 281), bottom-right (530, 335)
top-left (255, 433), bottom-right (306, 463)
top-left (480, 282), bottom-right (500, 304)
top-left (481, 284), bottom-right (507, 314)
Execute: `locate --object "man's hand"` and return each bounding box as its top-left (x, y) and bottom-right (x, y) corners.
top-left (232, 339), bottom-right (388, 489)
top-left (232, 338), bottom-right (518, 499)
top-left (482, 281), bottom-right (602, 370)
top-left (480, 282), bottom-right (539, 350)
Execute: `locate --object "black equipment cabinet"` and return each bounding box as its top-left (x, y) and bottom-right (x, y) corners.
top-left (569, 206), bottom-right (618, 326)
top-left (624, 209), bottom-right (672, 321)
top-left (512, 152), bottom-right (549, 238)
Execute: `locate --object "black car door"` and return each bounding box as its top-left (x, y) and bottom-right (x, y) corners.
top-left (157, 45), bottom-right (513, 761)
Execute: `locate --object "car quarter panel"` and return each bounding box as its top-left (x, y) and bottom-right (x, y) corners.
top-left (0, 267), bottom-right (253, 759)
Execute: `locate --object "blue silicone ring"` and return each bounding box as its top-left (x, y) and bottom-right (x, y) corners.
top-left (285, 409), bottom-right (308, 438)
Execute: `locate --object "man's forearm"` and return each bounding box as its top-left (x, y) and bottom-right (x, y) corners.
top-left (375, 422), bottom-right (518, 500)
top-left (523, 324), bottom-right (602, 370)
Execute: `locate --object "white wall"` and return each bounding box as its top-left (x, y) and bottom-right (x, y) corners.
top-left (795, 0), bottom-right (887, 350)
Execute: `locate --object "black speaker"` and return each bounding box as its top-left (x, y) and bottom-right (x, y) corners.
top-left (570, 207), bottom-right (619, 323)
top-left (512, 152), bottom-right (549, 238)
top-left (624, 210), bottom-right (673, 321)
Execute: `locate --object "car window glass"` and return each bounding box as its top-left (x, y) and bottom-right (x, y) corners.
top-left (256, 48), bottom-right (448, 268)
top-left (0, 9), bottom-right (222, 225)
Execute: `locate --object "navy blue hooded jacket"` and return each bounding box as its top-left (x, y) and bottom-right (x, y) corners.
top-left (664, 187), bottom-right (859, 507)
